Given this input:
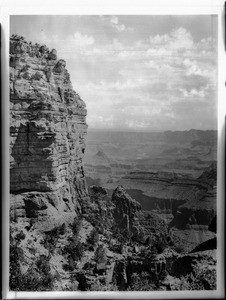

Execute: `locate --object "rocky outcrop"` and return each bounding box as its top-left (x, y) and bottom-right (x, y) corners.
top-left (10, 35), bottom-right (89, 231)
top-left (85, 185), bottom-right (115, 230)
top-left (112, 186), bottom-right (141, 233)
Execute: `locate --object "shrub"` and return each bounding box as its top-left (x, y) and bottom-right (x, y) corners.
top-left (10, 249), bottom-right (55, 291)
top-left (128, 272), bottom-right (156, 291)
top-left (140, 246), bottom-right (149, 257)
top-left (63, 239), bottom-right (84, 261)
top-left (42, 230), bottom-right (58, 254)
top-left (89, 282), bottom-right (118, 291)
top-left (114, 242), bottom-right (124, 254)
top-left (152, 236), bottom-right (168, 254)
top-left (94, 244), bottom-right (107, 264)
top-left (112, 227), bottom-right (128, 243)
top-left (87, 214), bottom-right (104, 234)
top-left (15, 231), bottom-right (26, 242)
top-left (42, 224), bottom-right (68, 254)
top-left (83, 261), bottom-right (94, 271)
top-left (87, 228), bottom-right (99, 247)
top-left (9, 245), bottom-right (23, 290)
top-left (63, 263), bottom-right (74, 272)
top-left (20, 264), bottom-right (54, 291)
top-left (71, 217), bottom-right (82, 236)
top-left (58, 223), bottom-right (67, 235)
top-left (36, 255), bottom-right (51, 274)
top-left (178, 267), bottom-right (216, 290)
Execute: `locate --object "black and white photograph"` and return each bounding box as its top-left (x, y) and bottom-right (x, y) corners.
top-left (1, 1), bottom-right (225, 298)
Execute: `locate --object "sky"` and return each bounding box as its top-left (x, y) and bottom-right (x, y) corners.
top-left (10, 15), bottom-right (218, 131)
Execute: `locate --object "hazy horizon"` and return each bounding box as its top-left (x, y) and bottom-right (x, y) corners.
top-left (11, 15), bottom-right (218, 131)
top-left (87, 127), bottom-right (217, 133)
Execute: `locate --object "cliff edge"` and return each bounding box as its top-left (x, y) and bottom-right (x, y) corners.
top-left (10, 35), bottom-right (89, 231)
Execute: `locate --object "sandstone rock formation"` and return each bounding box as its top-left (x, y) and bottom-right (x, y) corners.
top-left (10, 35), bottom-right (89, 231)
top-left (112, 185), bottom-right (141, 233)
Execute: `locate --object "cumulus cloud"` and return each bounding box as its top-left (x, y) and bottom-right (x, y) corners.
top-left (73, 32), bottom-right (94, 47)
top-left (101, 15), bottom-right (133, 32)
top-left (10, 15), bottom-right (217, 131)
top-left (110, 16), bottom-right (126, 32)
top-left (78, 26), bottom-right (216, 130)
top-left (36, 22), bottom-right (216, 131)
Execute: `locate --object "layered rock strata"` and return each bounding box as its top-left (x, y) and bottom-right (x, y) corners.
top-left (10, 35), bottom-right (89, 231)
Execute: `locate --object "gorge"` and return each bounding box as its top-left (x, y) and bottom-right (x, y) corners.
top-left (9, 35), bottom-right (217, 291)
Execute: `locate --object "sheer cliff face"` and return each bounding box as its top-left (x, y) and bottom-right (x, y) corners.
top-left (10, 36), bottom-right (89, 230)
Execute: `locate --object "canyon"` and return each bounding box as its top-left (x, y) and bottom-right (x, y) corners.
top-left (9, 36), bottom-right (217, 291)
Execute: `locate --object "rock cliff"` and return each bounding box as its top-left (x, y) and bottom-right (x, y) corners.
top-left (10, 35), bottom-right (89, 231)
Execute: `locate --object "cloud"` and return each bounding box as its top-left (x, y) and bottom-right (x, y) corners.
top-left (148, 27), bottom-right (194, 53)
top-left (169, 27), bottom-right (194, 50)
top-left (36, 25), bottom-right (217, 131)
top-left (110, 16), bottom-right (126, 32)
top-left (179, 88), bottom-right (205, 99)
top-left (10, 15), bottom-right (217, 131)
top-left (101, 15), bottom-right (133, 32)
top-left (73, 32), bottom-right (94, 47)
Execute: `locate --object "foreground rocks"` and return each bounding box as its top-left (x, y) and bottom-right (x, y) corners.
top-left (10, 182), bottom-right (217, 291)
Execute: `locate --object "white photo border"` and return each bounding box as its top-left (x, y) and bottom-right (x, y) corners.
top-left (1, 0), bottom-right (225, 299)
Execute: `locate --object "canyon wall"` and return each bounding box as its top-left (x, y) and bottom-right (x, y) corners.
top-left (10, 36), bottom-right (89, 231)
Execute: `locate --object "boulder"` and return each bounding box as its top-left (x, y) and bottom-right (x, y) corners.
top-left (48, 49), bottom-right (57, 60)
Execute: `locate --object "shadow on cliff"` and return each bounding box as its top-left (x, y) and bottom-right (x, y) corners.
top-left (10, 122), bottom-right (55, 193)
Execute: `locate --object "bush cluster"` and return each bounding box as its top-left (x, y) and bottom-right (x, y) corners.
top-left (10, 246), bottom-right (55, 291)
top-left (178, 267), bottom-right (216, 290)
top-left (14, 231), bottom-right (26, 242)
top-left (86, 214), bottom-right (104, 234)
top-left (86, 228), bottom-right (99, 248)
top-left (42, 223), bottom-right (67, 254)
top-left (63, 237), bottom-right (84, 261)
top-left (94, 244), bottom-right (107, 264)
top-left (70, 217), bottom-right (82, 236)
top-left (127, 272), bottom-right (156, 291)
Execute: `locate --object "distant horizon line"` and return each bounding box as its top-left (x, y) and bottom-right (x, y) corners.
top-left (87, 128), bottom-right (217, 133)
